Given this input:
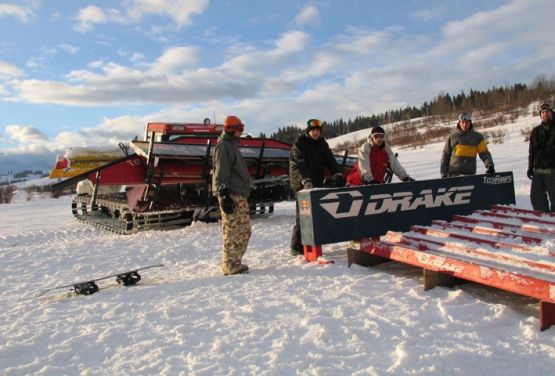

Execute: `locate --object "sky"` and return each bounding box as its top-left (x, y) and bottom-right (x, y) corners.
top-left (1, 0), bottom-right (554, 173)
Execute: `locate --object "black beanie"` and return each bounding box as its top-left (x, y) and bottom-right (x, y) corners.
top-left (371, 126), bottom-right (385, 135)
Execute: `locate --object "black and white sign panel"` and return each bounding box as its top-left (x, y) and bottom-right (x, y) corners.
top-left (298, 172), bottom-right (515, 245)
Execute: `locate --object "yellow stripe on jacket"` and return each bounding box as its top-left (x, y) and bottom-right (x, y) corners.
top-left (454, 140), bottom-right (488, 157)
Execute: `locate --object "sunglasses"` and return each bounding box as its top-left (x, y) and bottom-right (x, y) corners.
top-left (372, 133), bottom-right (385, 139)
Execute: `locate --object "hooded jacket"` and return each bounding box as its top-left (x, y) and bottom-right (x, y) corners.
top-left (289, 131), bottom-right (341, 193)
top-left (440, 121), bottom-right (494, 177)
top-left (528, 110), bottom-right (555, 171)
top-left (212, 132), bottom-right (251, 197)
top-left (358, 135), bottom-right (408, 183)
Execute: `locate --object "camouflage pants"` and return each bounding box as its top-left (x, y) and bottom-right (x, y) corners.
top-left (219, 194), bottom-right (251, 273)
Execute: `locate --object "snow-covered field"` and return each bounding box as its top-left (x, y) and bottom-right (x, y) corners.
top-left (1, 114), bottom-right (554, 375)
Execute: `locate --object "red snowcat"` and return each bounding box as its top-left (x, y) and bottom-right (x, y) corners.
top-left (51, 119), bottom-right (355, 234)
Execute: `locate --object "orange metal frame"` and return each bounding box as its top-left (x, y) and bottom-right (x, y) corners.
top-left (346, 206), bottom-right (555, 331)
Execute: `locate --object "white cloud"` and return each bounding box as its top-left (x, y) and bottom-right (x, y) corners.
top-left (52, 113), bottom-right (178, 150)
top-left (74, 5), bottom-right (126, 32)
top-left (9, 30), bottom-right (311, 106)
top-left (0, 60), bottom-right (23, 78)
top-left (412, 7), bottom-right (446, 21)
top-left (50, 11), bottom-right (61, 22)
top-left (54, 131), bottom-right (89, 149)
top-left (24, 43), bottom-right (81, 73)
top-left (59, 43), bottom-right (79, 55)
top-left (221, 31), bottom-right (310, 75)
top-left (75, 115), bottom-right (145, 146)
top-left (74, 0), bottom-right (209, 31)
top-left (130, 52), bottom-right (145, 62)
top-left (26, 56), bottom-right (48, 71)
top-left (5, 125), bottom-right (48, 143)
top-left (88, 60), bottom-right (105, 69)
top-left (277, 51), bottom-right (339, 83)
top-left (126, 0), bottom-right (209, 25)
top-left (11, 62), bottom-right (259, 106)
top-left (295, 4), bottom-right (319, 26)
top-left (267, 31), bottom-right (310, 58)
top-left (0, 3), bottom-right (33, 22)
top-left (335, 29), bottom-right (392, 55)
top-left (436, 0), bottom-right (542, 56)
top-left (2, 143), bottom-right (53, 154)
top-left (150, 46), bottom-right (198, 74)
top-left (416, 0), bottom-right (555, 91)
top-left (76, 5), bottom-right (107, 29)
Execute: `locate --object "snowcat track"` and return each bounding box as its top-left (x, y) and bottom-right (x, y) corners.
top-left (71, 191), bottom-right (282, 234)
top-left (72, 194), bottom-right (195, 235)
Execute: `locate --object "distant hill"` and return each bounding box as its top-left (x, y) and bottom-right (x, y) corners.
top-left (0, 150), bottom-right (57, 177)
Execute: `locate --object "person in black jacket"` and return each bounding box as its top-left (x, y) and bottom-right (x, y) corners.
top-left (289, 119), bottom-right (345, 256)
top-left (528, 103), bottom-right (555, 212)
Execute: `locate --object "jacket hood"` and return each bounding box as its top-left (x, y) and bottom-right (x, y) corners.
top-left (218, 131), bottom-right (240, 143)
top-left (365, 134), bottom-right (386, 148)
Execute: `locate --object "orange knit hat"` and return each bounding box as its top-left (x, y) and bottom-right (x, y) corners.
top-left (223, 115), bottom-right (244, 133)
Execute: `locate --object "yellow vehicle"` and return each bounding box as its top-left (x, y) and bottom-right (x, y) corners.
top-left (49, 146), bottom-right (127, 179)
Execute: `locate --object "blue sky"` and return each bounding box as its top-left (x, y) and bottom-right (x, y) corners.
top-left (1, 0), bottom-right (554, 172)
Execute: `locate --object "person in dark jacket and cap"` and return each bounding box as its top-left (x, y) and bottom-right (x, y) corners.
top-left (212, 115), bottom-right (251, 275)
top-left (528, 103), bottom-right (555, 212)
top-left (440, 112), bottom-right (495, 178)
top-left (288, 118), bottom-right (345, 256)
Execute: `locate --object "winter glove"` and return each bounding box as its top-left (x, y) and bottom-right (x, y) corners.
top-left (323, 177), bottom-right (335, 188)
top-left (402, 176), bottom-right (415, 182)
top-left (486, 165), bottom-right (495, 174)
top-left (218, 189), bottom-right (235, 215)
top-left (303, 180), bottom-right (313, 190)
top-left (527, 168), bottom-right (534, 180)
top-left (332, 173), bottom-right (346, 187)
top-left (367, 179), bottom-right (381, 185)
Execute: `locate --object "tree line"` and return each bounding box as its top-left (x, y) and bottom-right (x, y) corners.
top-left (269, 74), bottom-right (555, 144)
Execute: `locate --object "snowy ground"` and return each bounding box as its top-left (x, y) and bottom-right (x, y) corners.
top-left (1, 114), bottom-right (554, 375)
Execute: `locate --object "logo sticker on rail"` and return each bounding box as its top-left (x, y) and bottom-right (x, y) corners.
top-left (299, 200), bottom-right (312, 216)
top-left (319, 186), bottom-right (475, 219)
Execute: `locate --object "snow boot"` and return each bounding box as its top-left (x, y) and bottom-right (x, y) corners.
top-left (290, 248), bottom-right (303, 256)
top-left (223, 263), bottom-right (249, 276)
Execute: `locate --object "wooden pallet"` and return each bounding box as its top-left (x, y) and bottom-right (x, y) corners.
top-left (347, 205), bottom-right (555, 331)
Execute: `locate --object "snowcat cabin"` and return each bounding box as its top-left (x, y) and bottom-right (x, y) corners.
top-left (144, 121), bottom-right (223, 143)
top-left (137, 121), bottom-right (293, 178)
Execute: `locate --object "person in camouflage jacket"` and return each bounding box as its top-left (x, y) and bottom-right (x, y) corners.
top-left (440, 112), bottom-right (495, 178)
top-left (212, 115), bottom-right (252, 275)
